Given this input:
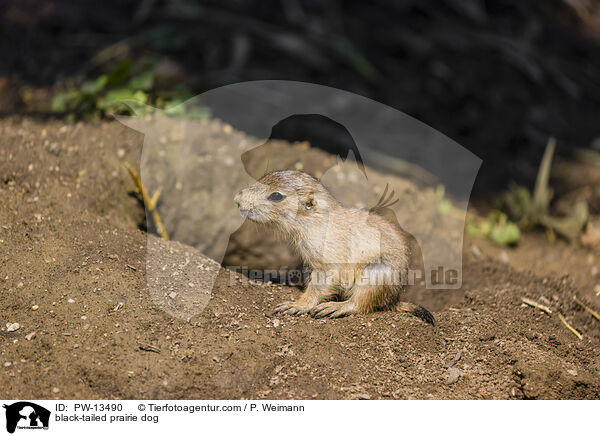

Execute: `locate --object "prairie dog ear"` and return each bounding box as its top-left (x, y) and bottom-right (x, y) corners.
top-left (313, 194), bottom-right (330, 211)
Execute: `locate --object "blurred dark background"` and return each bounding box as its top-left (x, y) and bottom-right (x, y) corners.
top-left (2, 0), bottom-right (600, 198)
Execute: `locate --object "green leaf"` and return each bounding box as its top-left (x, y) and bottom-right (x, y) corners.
top-left (51, 91), bottom-right (72, 112)
top-left (128, 71), bottom-right (155, 91)
top-left (80, 74), bottom-right (108, 95)
top-left (438, 199), bottom-right (452, 215)
top-left (107, 60), bottom-right (132, 86)
top-left (131, 90), bottom-right (148, 103)
top-left (164, 100), bottom-right (186, 116)
top-left (490, 222), bottom-right (520, 246)
top-left (97, 88), bottom-right (135, 111)
top-left (466, 221), bottom-right (480, 237)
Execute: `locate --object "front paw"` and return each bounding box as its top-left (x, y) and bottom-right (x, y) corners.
top-left (309, 301), bottom-right (353, 319)
top-left (274, 301), bottom-right (309, 316)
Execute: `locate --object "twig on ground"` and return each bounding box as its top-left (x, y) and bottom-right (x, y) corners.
top-left (557, 313), bottom-right (583, 340)
top-left (573, 295), bottom-right (600, 322)
top-left (521, 297), bottom-right (552, 315)
top-left (124, 162), bottom-right (169, 240)
top-left (138, 344), bottom-right (161, 353)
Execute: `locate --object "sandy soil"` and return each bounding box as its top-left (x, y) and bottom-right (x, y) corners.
top-left (1, 116), bottom-right (599, 399)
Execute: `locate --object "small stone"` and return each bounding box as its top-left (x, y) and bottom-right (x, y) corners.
top-left (68, 298), bottom-right (75, 303)
top-left (272, 319), bottom-right (280, 327)
top-left (4, 362), bottom-right (12, 367)
top-left (567, 369), bottom-right (578, 376)
top-left (31, 305), bottom-right (39, 311)
top-left (52, 387), bottom-right (60, 393)
top-left (188, 282), bottom-right (195, 287)
top-left (117, 148), bottom-right (125, 158)
top-left (446, 367), bottom-right (461, 384)
top-left (356, 393), bottom-right (371, 400)
top-left (25, 332), bottom-right (36, 341)
top-left (6, 323), bottom-right (20, 332)
top-left (499, 251), bottom-right (509, 264)
top-left (471, 245), bottom-right (482, 258)
top-left (168, 292), bottom-right (177, 299)
top-left (82, 324), bottom-right (90, 331)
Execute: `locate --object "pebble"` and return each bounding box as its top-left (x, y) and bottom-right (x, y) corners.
top-left (25, 332), bottom-right (36, 341)
top-left (567, 369), bottom-right (578, 376)
top-left (4, 362), bottom-right (11, 367)
top-left (68, 298), bottom-right (75, 303)
top-left (168, 292), bottom-right (177, 299)
top-left (498, 251), bottom-right (509, 264)
top-left (82, 324), bottom-right (90, 331)
top-left (31, 305), bottom-right (39, 311)
top-left (446, 367), bottom-right (461, 384)
top-left (52, 387), bottom-right (60, 393)
top-left (6, 323), bottom-right (20, 332)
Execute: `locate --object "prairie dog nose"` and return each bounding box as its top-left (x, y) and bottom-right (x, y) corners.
top-left (234, 190), bottom-right (243, 208)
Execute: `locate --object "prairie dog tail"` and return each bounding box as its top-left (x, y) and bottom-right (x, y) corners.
top-left (395, 302), bottom-right (435, 325)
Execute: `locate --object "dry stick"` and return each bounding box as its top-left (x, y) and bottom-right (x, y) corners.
top-left (557, 313), bottom-right (583, 340)
top-left (521, 297), bottom-right (583, 339)
top-left (573, 295), bottom-right (600, 322)
top-left (124, 162), bottom-right (169, 240)
top-left (521, 297), bottom-right (552, 315)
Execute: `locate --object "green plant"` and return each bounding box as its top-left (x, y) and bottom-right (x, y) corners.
top-left (467, 210), bottom-right (521, 246)
top-left (424, 185), bottom-right (453, 215)
top-left (51, 60), bottom-right (207, 120)
top-left (500, 138), bottom-right (588, 242)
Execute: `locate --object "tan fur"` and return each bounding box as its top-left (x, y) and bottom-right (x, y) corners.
top-left (234, 170), bottom-right (434, 323)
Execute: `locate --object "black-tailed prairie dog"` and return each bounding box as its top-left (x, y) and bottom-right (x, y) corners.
top-left (234, 170), bottom-right (434, 324)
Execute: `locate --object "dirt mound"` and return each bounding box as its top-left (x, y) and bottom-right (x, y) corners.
top-left (1, 116), bottom-right (598, 399)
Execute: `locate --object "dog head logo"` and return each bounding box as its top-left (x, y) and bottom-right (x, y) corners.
top-left (3, 402), bottom-right (50, 433)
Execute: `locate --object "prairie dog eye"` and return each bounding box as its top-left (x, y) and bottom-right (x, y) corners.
top-left (267, 192), bottom-right (285, 202)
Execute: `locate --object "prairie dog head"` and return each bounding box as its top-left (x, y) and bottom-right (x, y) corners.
top-left (234, 170), bottom-right (336, 230)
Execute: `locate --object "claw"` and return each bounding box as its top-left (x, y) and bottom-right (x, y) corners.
top-left (309, 302), bottom-right (352, 319)
top-left (274, 301), bottom-right (306, 316)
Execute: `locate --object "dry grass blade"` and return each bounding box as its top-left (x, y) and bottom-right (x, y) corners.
top-left (532, 136), bottom-right (555, 217)
top-left (124, 162), bottom-right (169, 240)
top-left (557, 313), bottom-right (583, 340)
top-left (573, 295), bottom-right (600, 322)
top-left (521, 297), bottom-right (552, 314)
